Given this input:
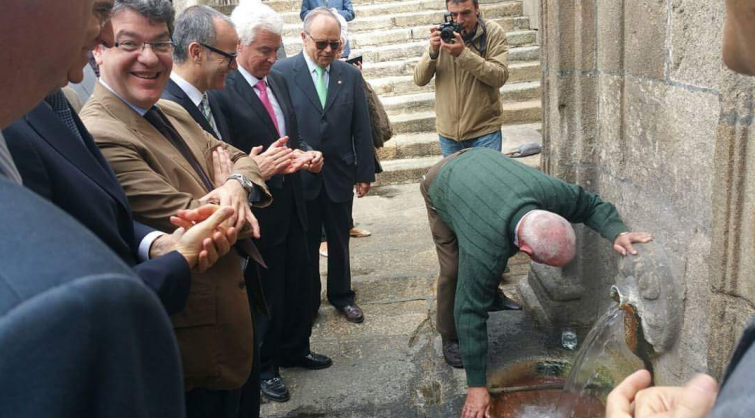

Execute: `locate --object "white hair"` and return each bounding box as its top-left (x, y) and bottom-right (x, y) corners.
top-left (519, 210), bottom-right (576, 264)
top-left (231, 1), bottom-right (283, 45)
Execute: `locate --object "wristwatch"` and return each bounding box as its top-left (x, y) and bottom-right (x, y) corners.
top-left (227, 173), bottom-right (254, 194)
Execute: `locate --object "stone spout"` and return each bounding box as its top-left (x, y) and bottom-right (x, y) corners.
top-left (612, 242), bottom-right (681, 355)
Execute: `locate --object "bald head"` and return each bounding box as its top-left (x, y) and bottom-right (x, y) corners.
top-left (518, 210), bottom-right (576, 267)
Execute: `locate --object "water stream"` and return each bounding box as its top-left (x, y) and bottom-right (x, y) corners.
top-left (498, 304), bottom-right (635, 418)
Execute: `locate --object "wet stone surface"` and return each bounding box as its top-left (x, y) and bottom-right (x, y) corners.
top-left (260, 183), bottom-right (578, 418)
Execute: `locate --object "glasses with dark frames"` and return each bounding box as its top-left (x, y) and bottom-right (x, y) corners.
top-left (114, 40), bottom-right (175, 54)
top-left (199, 42), bottom-right (238, 67)
top-left (304, 32), bottom-right (341, 51)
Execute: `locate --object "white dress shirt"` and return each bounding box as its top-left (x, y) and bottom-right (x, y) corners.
top-left (169, 72), bottom-right (222, 140)
top-left (238, 65), bottom-right (287, 138)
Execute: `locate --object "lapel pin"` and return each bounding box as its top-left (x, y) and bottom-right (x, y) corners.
top-left (338, 80), bottom-right (342, 85)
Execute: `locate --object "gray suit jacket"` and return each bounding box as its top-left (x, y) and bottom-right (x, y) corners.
top-left (710, 317), bottom-right (755, 416)
top-left (0, 176), bottom-right (184, 418)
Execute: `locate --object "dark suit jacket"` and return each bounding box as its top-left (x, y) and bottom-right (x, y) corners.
top-left (274, 52), bottom-right (375, 202)
top-left (210, 69), bottom-right (308, 249)
top-left (161, 78), bottom-right (232, 142)
top-left (0, 177), bottom-right (184, 418)
top-left (3, 101), bottom-right (191, 315)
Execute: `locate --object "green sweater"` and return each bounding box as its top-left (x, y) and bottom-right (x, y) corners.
top-left (428, 149), bottom-right (628, 387)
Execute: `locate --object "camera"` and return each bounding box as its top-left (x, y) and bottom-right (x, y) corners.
top-left (438, 12), bottom-right (462, 43)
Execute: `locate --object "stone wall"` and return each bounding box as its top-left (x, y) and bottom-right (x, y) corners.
top-left (537, 0), bottom-right (755, 384)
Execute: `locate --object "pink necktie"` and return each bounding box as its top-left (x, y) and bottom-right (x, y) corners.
top-left (254, 79), bottom-right (280, 136)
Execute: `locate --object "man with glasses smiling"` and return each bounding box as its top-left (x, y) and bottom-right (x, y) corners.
top-left (80, 1), bottom-right (275, 417)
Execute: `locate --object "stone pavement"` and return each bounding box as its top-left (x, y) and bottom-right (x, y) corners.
top-left (261, 148), bottom-right (572, 418)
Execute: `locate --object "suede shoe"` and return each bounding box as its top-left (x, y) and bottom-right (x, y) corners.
top-left (442, 339), bottom-right (463, 368)
top-left (260, 377), bottom-right (290, 402)
top-left (280, 352), bottom-right (333, 370)
top-left (338, 304), bottom-right (365, 323)
top-left (489, 290), bottom-right (522, 312)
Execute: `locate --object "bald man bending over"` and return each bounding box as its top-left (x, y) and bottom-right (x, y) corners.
top-left (420, 147), bottom-right (652, 418)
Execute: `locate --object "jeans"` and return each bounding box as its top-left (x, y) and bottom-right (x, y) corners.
top-left (438, 130), bottom-right (502, 157)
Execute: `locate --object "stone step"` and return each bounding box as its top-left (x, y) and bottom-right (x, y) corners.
top-left (379, 81), bottom-right (540, 117)
top-left (285, 31), bottom-right (536, 62)
top-left (279, 1), bottom-right (523, 34)
top-left (367, 62), bottom-right (540, 97)
top-left (279, 0), bottom-right (442, 24)
top-left (388, 99), bottom-right (541, 135)
top-left (282, 15), bottom-right (530, 38)
top-left (378, 122), bottom-right (542, 160)
top-left (361, 57), bottom-right (539, 82)
top-left (375, 122), bottom-right (543, 186)
top-left (217, 0), bottom-right (512, 14)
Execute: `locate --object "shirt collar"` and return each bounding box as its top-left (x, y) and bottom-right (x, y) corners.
top-left (302, 50), bottom-right (330, 75)
top-left (98, 79), bottom-right (150, 116)
top-left (238, 65), bottom-right (266, 89)
top-left (170, 72), bottom-right (204, 107)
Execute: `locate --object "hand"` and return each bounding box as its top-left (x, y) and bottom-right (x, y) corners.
top-left (429, 26), bottom-right (441, 55)
top-left (199, 179), bottom-right (259, 237)
top-left (212, 147), bottom-right (234, 187)
top-left (613, 232), bottom-right (653, 256)
top-left (606, 369), bottom-right (718, 418)
top-left (292, 149), bottom-right (324, 173)
top-left (171, 205), bottom-right (240, 269)
top-left (441, 31), bottom-right (465, 57)
top-left (153, 206), bottom-right (237, 272)
top-left (356, 182), bottom-right (370, 198)
top-left (249, 136), bottom-right (294, 179)
top-left (461, 387), bottom-right (491, 418)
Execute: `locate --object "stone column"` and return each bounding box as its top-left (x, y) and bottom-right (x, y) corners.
top-left (531, 0), bottom-right (754, 385)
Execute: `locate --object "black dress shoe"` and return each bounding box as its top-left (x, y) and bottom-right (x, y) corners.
top-left (489, 291), bottom-right (523, 312)
top-left (442, 339), bottom-right (463, 368)
top-left (280, 352), bottom-right (333, 370)
top-left (338, 304), bottom-right (364, 323)
top-left (260, 377), bottom-right (290, 402)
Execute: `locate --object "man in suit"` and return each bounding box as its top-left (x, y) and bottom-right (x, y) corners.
top-left (0, 0), bottom-right (185, 416)
top-left (80, 1), bottom-right (273, 416)
top-left (275, 7), bottom-right (375, 324)
top-left (212, 2), bottom-right (332, 404)
top-left (421, 148), bottom-right (652, 417)
top-left (300, 0), bottom-right (354, 57)
top-left (4, 0), bottom-right (239, 315)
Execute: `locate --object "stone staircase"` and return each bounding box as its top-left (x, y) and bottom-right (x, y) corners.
top-left (227, 0), bottom-right (542, 185)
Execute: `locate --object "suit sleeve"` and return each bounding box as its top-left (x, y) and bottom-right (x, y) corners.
top-left (352, 71), bottom-right (376, 183)
top-left (300, 0), bottom-right (311, 21)
top-left (339, 0), bottom-right (355, 21)
top-left (133, 252), bottom-right (191, 315)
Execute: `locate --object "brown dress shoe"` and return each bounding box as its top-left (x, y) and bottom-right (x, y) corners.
top-left (339, 304), bottom-right (364, 323)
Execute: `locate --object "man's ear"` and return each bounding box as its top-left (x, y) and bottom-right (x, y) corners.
top-left (519, 243), bottom-right (534, 257)
top-left (189, 42), bottom-right (203, 63)
top-left (93, 44), bottom-right (105, 66)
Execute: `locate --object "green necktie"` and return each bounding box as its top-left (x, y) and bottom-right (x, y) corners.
top-left (314, 66), bottom-right (327, 108)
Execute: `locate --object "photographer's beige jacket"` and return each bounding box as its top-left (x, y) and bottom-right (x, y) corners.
top-left (414, 18), bottom-right (509, 141)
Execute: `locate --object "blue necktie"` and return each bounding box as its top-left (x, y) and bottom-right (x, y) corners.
top-left (46, 90), bottom-right (86, 145)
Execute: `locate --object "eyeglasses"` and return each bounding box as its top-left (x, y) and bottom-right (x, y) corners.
top-left (114, 39), bottom-right (175, 54)
top-left (305, 32), bottom-right (340, 51)
top-left (199, 42), bottom-right (237, 67)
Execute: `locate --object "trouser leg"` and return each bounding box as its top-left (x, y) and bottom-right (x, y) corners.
top-left (280, 218), bottom-right (313, 360)
top-left (323, 192), bottom-right (355, 309)
top-left (305, 192), bottom-right (325, 318)
top-left (257, 243), bottom-right (286, 380)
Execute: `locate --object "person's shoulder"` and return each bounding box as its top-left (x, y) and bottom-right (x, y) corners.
top-left (274, 55), bottom-right (299, 72)
top-left (80, 98), bottom-right (130, 140)
top-left (158, 99), bottom-right (199, 128)
top-left (482, 18), bottom-right (506, 39)
top-left (333, 59), bottom-right (362, 78)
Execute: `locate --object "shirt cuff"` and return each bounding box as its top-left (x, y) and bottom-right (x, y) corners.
top-left (138, 230), bottom-right (167, 261)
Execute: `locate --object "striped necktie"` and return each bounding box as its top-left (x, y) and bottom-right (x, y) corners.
top-left (199, 93), bottom-right (221, 139)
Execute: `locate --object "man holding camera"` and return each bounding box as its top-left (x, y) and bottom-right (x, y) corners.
top-left (414, 0), bottom-right (509, 157)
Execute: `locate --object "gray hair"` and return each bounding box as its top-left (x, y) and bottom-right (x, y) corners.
top-left (519, 210), bottom-right (576, 265)
top-left (113, 0), bottom-right (176, 36)
top-left (302, 7), bottom-right (341, 33)
top-left (231, 2), bottom-right (283, 45)
top-left (173, 5), bottom-right (233, 64)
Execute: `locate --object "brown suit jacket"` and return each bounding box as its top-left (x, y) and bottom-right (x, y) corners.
top-left (80, 82), bottom-right (272, 391)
